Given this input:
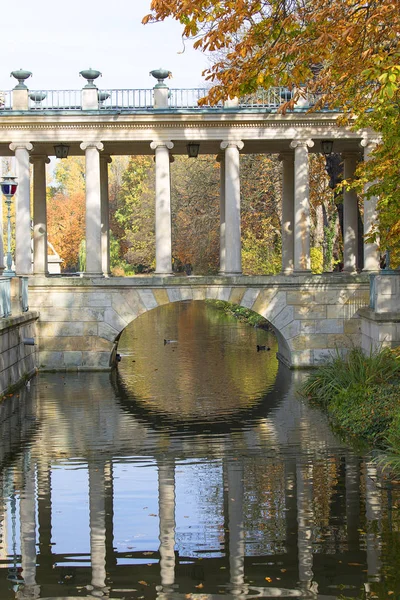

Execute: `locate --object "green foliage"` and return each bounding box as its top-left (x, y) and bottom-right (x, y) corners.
top-left (206, 300), bottom-right (270, 328)
top-left (310, 247), bottom-right (323, 274)
top-left (301, 347), bottom-right (400, 468)
top-left (323, 212), bottom-right (337, 272)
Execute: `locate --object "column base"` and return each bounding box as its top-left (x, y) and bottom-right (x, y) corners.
top-left (292, 269), bottom-right (313, 275)
top-left (281, 268), bottom-right (294, 276)
top-left (219, 271), bottom-right (242, 276)
top-left (82, 272), bottom-right (104, 278)
top-left (342, 268), bottom-right (358, 274)
top-left (154, 271), bottom-right (174, 276)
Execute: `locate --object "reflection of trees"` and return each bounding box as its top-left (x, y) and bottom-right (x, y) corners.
top-left (118, 302), bottom-right (278, 422)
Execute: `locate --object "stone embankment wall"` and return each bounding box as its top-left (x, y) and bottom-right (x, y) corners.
top-left (0, 312), bottom-right (39, 396)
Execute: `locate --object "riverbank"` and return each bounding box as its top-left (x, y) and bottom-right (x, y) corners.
top-left (206, 299), bottom-right (270, 329)
top-left (300, 347), bottom-right (400, 468)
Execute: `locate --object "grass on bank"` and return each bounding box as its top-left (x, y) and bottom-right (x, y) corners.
top-left (300, 347), bottom-right (400, 468)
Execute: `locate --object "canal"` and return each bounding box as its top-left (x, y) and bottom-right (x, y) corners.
top-left (0, 301), bottom-right (399, 599)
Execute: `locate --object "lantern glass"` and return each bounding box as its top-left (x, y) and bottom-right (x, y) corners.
top-left (321, 140), bottom-right (334, 156)
top-left (0, 176), bottom-right (18, 198)
top-left (187, 143), bottom-right (200, 158)
top-left (54, 144), bottom-right (70, 159)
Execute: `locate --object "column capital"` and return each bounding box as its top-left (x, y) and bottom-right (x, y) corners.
top-left (9, 142), bottom-right (33, 152)
top-left (100, 154), bottom-right (112, 164)
top-left (360, 135), bottom-right (381, 150)
top-left (80, 141), bottom-right (104, 152)
top-left (150, 140), bottom-right (174, 151)
top-left (290, 139), bottom-right (314, 150)
top-left (278, 151), bottom-right (295, 162)
top-left (30, 155), bottom-right (50, 165)
top-left (220, 140), bottom-right (244, 151)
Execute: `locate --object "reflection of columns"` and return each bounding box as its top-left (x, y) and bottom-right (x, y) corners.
top-left (30, 155), bottom-right (50, 276)
top-left (361, 137), bottom-right (380, 271)
top-left (89, 461), bottom-right (107, 593)
top-left (365, 461), bottom-right (381, 582)
top-left (217, 154), bottom-right (226, 273)
top-left (342, 153), bottom-right (359, 273)
top-left (150, 141), bottom-right (174, 275)
top-left (100, 155), bottom-right (112, 276)
top-left (226, 459), bottom-right (246, 595)
top-left (290, 139), bottom-right (314, 273)
top-left (9, 142), bottom-right (33, 275)
top-left (37, 458), bottom-right (53, 572)
top-left (345, 455), bottom-right (360, 548)
top-left (80, 141), bottom-right (104, 277)
top-left (158, 460), bottom-right (176, 592)
top-left (284, 459), bottom-right (298, 556)
top-left (104, 461), bottom-right (116, 570)
top-left (279, 152), bottom-right (295, 274)
top-left (20, 454), bottom-right (39, 597)
top-left (296, 460), bottom-right (315, 593)
top-left (220, 141), bottom-right (244, 275)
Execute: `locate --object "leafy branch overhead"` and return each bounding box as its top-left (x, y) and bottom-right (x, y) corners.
top-left (144, 0), bottom-right (400, 264)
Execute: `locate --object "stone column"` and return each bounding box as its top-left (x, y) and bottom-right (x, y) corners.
top-left (9, 142), bottom-right (33, 275)
top-left (361, 137), bottom-right (380, 271)
top-left (342, 153), bottom-right (359, 273)
top-left (290, 139), bottom-right (314, 273)
top-left (216, 154), bottom-right (226, 274)
top-left (150, 141), bottom-right (174, 275)
top-left (80, 142), bottom-right (104, 277)
top-left (158, 459), bottom-right (176, 592)
top-left (279, 152), bottom-right (295, 274)
top-left (100, 155), bottom-right (112, 276)
top-left (30, 155), bottom-right (50, 276)
top-left (220, 141), bottom-right (244, 275)
top-left (89, 461), bottom-right (107, 594)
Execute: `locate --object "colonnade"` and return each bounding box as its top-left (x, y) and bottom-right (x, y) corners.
top-left (6, 136), bottom-right (380, 277)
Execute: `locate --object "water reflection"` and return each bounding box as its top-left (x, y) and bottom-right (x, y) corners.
top-left (0, 303), bottom-right (396, 599)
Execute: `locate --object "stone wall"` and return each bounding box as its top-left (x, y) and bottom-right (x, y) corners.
top-left (360, 273), bottom-right (400, 352)
top-left (27, 274), bottom-right (370, 370)
top-left (0, 312), bottom-right (39, 396)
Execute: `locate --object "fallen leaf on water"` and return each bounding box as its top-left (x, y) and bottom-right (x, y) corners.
top-left (195, 583), bottom-right (204, 589)
top-left (265, 577), bottom-right (272, 582)
top-left (148, 513), bottom-right (158, 517)
top-left (143, 552), bottom-right (154, 555)
top-left (138, 580), bottom-right (148, 586)
top-left (348, 562), bottom-right (362, 566)
top-left (280, 568), bottom-right (286, 572)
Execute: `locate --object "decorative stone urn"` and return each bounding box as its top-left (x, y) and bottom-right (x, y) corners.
top-left (29, 92), bottom-right (47, 105)
top-left (98, 91), bottom-right (110, 105)
top-left (150, 68), bottom-right (172, 88)
top-left (10, 69), bottom-right (32, 89)
top-left (79, 68), bottom-right (102, 88)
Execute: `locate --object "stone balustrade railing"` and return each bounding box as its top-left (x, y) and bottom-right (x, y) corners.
top-left (0, 277), bottom-right (29, 318)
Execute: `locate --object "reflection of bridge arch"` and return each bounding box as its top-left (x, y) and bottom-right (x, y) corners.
top-left (113, 361), bottom-right (291, 436)
top-left (29, 275), bottom-right (369, 370)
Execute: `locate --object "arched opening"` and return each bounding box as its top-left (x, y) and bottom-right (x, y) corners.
top-left (113, 300), bottom-right (291, 426)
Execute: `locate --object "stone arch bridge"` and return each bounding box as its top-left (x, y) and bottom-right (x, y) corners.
top-left (28, 273), bottom-right (370, 370)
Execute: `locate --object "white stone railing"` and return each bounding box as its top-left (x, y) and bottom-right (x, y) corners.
top-left (0, 278), bottom-right (11, 318)
top-left (0, 87), bottom-right (328, 112)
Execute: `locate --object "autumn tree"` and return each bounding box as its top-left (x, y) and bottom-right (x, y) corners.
top-left (144, 0), bottom-right (400, 265)
top-left (47, 191), bottom-right (86, 271)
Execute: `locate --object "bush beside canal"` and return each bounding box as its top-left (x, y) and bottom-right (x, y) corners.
top-left (206, 300), bottom-right (270, 329)
top-left (300, 347), bottom-right (400, 466)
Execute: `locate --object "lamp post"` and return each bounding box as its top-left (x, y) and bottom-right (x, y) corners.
top-left (1, 175), bottom-right (18, 276)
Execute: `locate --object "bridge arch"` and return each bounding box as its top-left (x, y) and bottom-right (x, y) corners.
top-left (108, 286), bottom-right (292, 369)
top-left (30, 275), bottom-right (369, 371)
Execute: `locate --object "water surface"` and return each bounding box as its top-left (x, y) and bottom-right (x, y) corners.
top-left (0, 301), bottom-right (399, 599)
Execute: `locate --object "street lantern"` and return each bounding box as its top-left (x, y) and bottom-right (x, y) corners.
top-left (1, 175), bottom-right (18, 276)
top-left (321, 140), bottom-right (334, 156)
top-left (187, 142), bottom-right (200, 158)
top-left (54, 143), bottom-right (70, 159)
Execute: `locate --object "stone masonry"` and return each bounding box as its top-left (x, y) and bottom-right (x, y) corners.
top-left (28, 274), bottom-right (370, 370)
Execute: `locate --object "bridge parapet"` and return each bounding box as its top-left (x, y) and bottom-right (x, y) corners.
top-left (27, 274), bottom-right (370, 371)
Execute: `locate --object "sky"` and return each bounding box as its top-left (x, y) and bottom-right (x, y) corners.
top-left (1, 0), bottom-right (208, 91)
